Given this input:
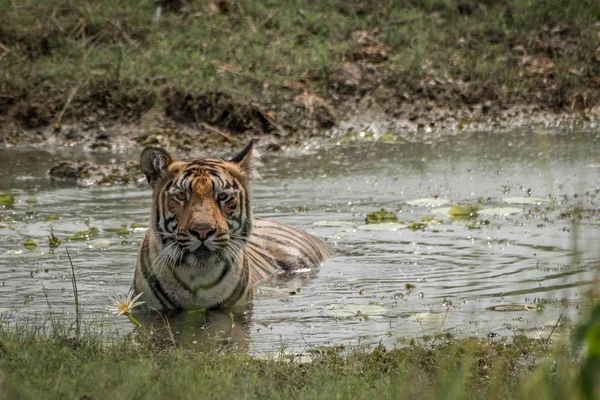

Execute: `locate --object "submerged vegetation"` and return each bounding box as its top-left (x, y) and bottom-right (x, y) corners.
top-left (1, 0), bottom-right (600, 148)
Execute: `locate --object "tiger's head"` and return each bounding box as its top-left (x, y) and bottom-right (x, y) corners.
top-left (140, 141), bottom-right (259, 267)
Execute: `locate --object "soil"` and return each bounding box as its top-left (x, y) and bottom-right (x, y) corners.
top-left (2, 21), bottom-right (600, 186)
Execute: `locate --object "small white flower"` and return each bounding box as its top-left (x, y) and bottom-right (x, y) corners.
top-left (107, 289), bottom-right (145, 316)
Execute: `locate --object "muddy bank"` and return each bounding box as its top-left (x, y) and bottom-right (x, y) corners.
top-left (3, 80), bottom-right (599, 150)
top-left (14, 90), bottom-right (600, 187)
top-left (2, 0), bottom-right (600, 184)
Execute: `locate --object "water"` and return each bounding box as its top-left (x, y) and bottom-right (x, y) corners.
top-left (1, 130), bottom-right (599, 353)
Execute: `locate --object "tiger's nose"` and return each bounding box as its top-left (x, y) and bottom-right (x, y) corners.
top-left (189, 226), bottom-right (217, 240)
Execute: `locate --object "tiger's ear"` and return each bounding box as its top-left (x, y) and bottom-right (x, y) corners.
top-left (230, 140), bottom-right (261, 179)
top-left (140, 147), bottom-right (173, 188)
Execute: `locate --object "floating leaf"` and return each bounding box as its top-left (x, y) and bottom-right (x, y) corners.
top-left (486, 304), bottom-right (535, 312)
top-left (407, 222), bottom-right (426, 231)
top-left (431, 207), bottom-right (452, 215)
top-left (24, 239), bottom-right (38, 250)
top-left (104, 227), bottom-right (131, 235)
top-left (502, 197), bottom-right (550, 205)
top-left (130, 223), bottom-right (148, 230)
top-left (69, 227), bottom-right (99, 241)
top-left (46, 215), bottom-right (60, 221)
top-left (406, 198), bottom-right (451, 207)
top-left (0, 194), bottom-right (15, 207)
top-left (88, 240), bottom-right (111, 249)
top-left (448, 205), bottom-right (480, 216)
top-left (313, 221), bottom-right (355, 227)
top-left (48, 233), bottom-right (61, 249)
top-left (356, 222), bottom-right (403, 231)
top-left (366, 208), bottom-right (398, 224)
top-left (477, 207), bottom-right (523, 216)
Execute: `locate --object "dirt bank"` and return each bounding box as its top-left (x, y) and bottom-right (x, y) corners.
top-left (2, 1), bottom-right (600, 183)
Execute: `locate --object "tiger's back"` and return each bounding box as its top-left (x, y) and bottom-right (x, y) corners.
top-left (246, 218), bottom-right (334, 284)
top-left (132, 141), bottom-right (333, 311)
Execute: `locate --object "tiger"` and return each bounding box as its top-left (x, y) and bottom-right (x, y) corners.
top-left (132, 140), bottom-right (333, 311)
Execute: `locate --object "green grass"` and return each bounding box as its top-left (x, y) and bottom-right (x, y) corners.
top-left (1, 294), bottom-right (600, 399)
top-left (1, 0), bottom-right (599, 131)
top-left (0, 318), bottom-right (585, 399)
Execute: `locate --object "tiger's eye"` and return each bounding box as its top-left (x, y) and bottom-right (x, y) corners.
top-left (217, 193), bottom-right (228, 201)
top-left (173, 192), bottom-right (187, 202)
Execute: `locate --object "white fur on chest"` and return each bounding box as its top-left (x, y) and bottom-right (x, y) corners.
top-left (156, 255), bottom-right (243, 309)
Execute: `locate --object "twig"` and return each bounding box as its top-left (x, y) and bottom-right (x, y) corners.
top-left (157, 310), bottom-right (176, 347)
top-left (431, 306), bottom-right (451, 346)
top-left (106, 19), bottom-right (136, 46)
top-left (55, 85), bottom-right (79, 125)
top-left (0, 41), bottom-right (11, 63)
top-left (83, 33), bottom-right (105, 61)
top-left (236, 1), bottom-right (257, 33)
top-left (193, 109), bottom-right (243, 144)
top-left (66, 248), bottom-right (80, 341)
top-left (545, 313), bottom-right (563, 344)
top-left (42, 285), bottom-right (57, 332)
top-left (67, 18), bottom-right (85, 39)
top-left (258, 7), bottom-right (280, 29)
top-left (485, 303), bottom-right (536, 311)
top-left (258, 109), bottom-right (287, 136)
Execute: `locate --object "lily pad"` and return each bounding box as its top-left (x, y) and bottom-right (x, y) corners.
top-left (366, 208), bottom-right (398, 224)
top-left (24, 239), bottom-right (38, 250)
top-left (88, 240), bottom-right (111, 249)
top-left (69, 227), bottom-right (99, 241)
top-left (431, 207), bottom-right (452, 215)
top-left (104, 227), bottom-right (131, 235)
top-left (130, 223), bottom-right (148, 230)
top-left (448, 205), bottom-right (480, 216)
top-left (502, 197), bottom-right (550, 205)
top-left (0, 194), bottom-right (15, 207)
top-left (407, 222), bottom-right (426, 231)
top-left (313, 221), bottom-right (356, 227)
top-left (324, 304), bottom-right (388, 318)
top-left (485, 304), bottom-right (535, 312)
top-left (356, 222), bottom-right (403, 231)
top-left (477, 207), bottom-right (523, 216)
top-left (406, 198), bottom-right (451, 207)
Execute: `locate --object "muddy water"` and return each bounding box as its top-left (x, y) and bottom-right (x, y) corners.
top-left (1, 130), bottom-right (599, 353)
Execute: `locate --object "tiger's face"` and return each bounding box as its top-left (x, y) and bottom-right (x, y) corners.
top-left (140, 141), bottom-right (258, 266)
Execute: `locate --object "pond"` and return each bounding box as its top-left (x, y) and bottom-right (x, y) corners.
top-left (1, 129), bottom-right (599, 354)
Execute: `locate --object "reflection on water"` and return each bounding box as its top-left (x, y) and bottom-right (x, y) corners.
top-left (134, 309), bottom-right (253, 353)
top-left (1, 129), bottom-right (600, 353)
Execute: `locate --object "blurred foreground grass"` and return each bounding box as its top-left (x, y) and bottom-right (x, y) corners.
top-left (0, 315), bottom-right (588, 399)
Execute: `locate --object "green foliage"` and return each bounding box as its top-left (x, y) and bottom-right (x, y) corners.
top-left (366, 208), bottom-right (398, 224)
top-left (0, 322), bottom-right (576, 400)
top-left (0, 194), bottom-right (15, 207)
top-left (47, 233), bottom-right (61, 249)
top-left (23, 239), bottom-right (37, 250)
top-left (1, 0), bottom-right (597, 118)
top-left (576, 301), bottom-right (600, 399)
top-left (68, 227), bottom-right (99, 241)
top-left (448, 205), bottom-right (480, 216)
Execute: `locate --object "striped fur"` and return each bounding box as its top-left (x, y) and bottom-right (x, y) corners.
top-left (132, 141), bottom-right (333, 311)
